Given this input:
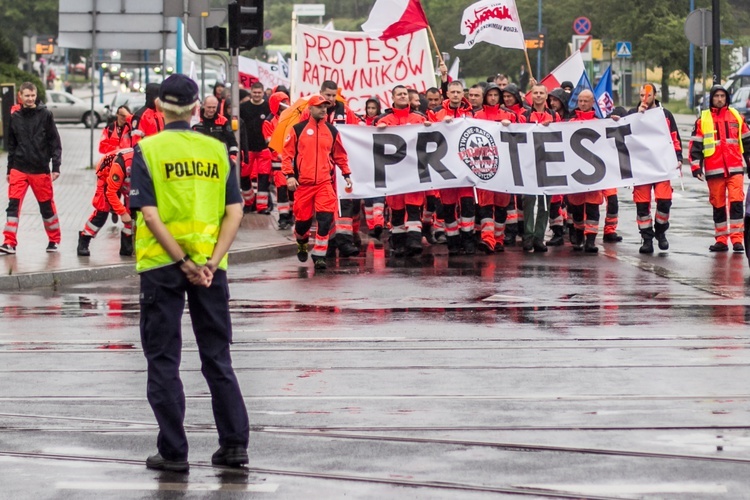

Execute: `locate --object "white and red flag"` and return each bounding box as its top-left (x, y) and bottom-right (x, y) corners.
top-left (455, 0), bottom-right (525, 50)
top-left (362, 0), bottom-right (429, 40)
top-left (538, 50), bottom-right (586, 92)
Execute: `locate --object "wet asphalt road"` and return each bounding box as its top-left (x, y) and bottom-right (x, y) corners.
top-left (1, 125), bottom-right (750, 498)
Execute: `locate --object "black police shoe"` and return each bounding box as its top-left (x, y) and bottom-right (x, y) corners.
top-left (146, 453), bottom-right (189, 472)
top-left (733, 242), bottom-right (745, 253)
top-left (211, 446), bottom-right (249, 467)
top-left (709, 242), bottom-right (729, 252)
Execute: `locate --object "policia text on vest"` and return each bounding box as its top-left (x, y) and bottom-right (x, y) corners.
top-left (163, 160), bottom-right (222, 180)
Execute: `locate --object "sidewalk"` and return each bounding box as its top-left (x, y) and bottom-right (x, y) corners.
top-left (0, 126), bottom-right (295, 291)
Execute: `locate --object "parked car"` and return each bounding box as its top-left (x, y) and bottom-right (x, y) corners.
top-left (730, 86), bottom-right (750, 124)
top-left (105, 91), bottom-right (146, 125)
top-left (45, 91), bottom-right (107, 128)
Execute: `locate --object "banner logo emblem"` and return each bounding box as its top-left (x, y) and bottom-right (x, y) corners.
top-left (458, 126), bottom-right (499, 180)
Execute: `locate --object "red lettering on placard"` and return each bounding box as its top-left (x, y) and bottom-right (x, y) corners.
top-left (464, 5), bottom-right (512, 35)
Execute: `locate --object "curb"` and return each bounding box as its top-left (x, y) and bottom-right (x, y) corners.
top-left (0, 242), bottom-right (296, 292)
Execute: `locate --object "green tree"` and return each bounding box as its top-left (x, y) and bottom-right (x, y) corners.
top-left (0, 31), bottom-right (18, 65)
top-left (0, 0), bottom-right (58, 52)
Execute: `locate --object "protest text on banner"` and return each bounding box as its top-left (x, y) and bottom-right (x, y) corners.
top-left (294, 25), bottom-right (435, 114)
top-left (334, 109), bottom-right (680, 198)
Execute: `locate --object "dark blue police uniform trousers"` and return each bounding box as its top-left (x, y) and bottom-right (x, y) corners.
top-left (140, 264), bottom-right (249, 461)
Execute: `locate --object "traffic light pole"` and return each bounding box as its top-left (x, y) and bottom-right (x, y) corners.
top-left (180, 11), bottom-right (241, 183)
top-left (230, 49), bottom-right (241, 185)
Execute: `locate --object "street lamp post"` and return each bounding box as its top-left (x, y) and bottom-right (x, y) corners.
top-left (711, 0), bottom-right (720, 84)
top-left (536, 0), bottom-right (542, 79)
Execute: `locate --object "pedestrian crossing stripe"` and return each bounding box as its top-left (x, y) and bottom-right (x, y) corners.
top-left (616, 42), bottom-right (631, 57)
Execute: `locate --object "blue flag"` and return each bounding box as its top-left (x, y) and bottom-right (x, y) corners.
top-left (594, 66), bottom-right (614, 117)
top-left (568, 70), bottom-right (603, 118)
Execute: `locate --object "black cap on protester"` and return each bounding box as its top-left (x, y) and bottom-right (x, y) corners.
top-left (159, 74), bottom-right (199, 106)
top-left (560, 81), bottom-right (574, 90)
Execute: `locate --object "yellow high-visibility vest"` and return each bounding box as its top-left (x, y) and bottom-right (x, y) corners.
top-left (135, 130), bottom-right (230, 273)
top-left (701, 107), bottom-right (745, 157)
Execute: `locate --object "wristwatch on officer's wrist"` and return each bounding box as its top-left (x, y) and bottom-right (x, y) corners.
top-left (178, 255), bottom-right (190, 265)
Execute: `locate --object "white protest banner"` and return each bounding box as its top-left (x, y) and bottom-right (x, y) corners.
top-left (335, 109), bottom-right (679, 198)
top-left (294, 24), bottom-right (435, 114)
top-left (239, 56), bottom-right (291, 90)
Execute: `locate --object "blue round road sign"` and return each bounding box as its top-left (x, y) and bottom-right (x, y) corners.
top-left (573, 17), bottom-right (591, 35)
top-left (263, 30), bottom-right (272, 40)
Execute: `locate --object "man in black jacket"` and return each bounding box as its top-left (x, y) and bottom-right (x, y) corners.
top-left (192, 95), bottom-right (239, 157)
top-left (1, 82), bottom-right (62, 254)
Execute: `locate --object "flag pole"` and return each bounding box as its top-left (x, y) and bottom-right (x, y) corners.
top-left (523, 48), bottom-right (535, 84)
top-left (426, 25), bottom-right (445, 67)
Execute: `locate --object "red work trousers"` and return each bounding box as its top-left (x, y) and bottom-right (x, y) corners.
top-left (293, 182), bottom-right (337, 222)
top-left (3, 170), bottom-right (60, 247)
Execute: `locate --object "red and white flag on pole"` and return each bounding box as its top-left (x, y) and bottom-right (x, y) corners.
top-left (455, 0), bottom-right (525, 50)
top-left (362, 0), bottom-right (429, 40)
top-left (538, 50), bottom-right (586, 92)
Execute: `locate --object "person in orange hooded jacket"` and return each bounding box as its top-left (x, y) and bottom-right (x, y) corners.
top-left (130, 83), bottom-right (164, 146)
top-left (99, 105), bottom-right (132, 154)
top-left (474, 83), bottom-right (523, 253)
top-left (77, 148), bottom-right (134, 257)
top-left (305, 81), bottom-right (363, 259)
top-left (263, 90), bottom-right (293, 230)
top-left (282, 95), bottom-right (352, 270)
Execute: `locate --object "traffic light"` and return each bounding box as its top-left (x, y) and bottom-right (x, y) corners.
top-left (206, 26), bottom-right (227, 51)
top-left (228, 0), bottom-right (264, 50)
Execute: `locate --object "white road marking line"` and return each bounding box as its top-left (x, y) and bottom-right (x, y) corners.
top-left (55, 481), bottom-right (279, 492)
top-left (265, 337), bottom-right (406, 342)
top-left (521, 483), bottom-right (727, 495)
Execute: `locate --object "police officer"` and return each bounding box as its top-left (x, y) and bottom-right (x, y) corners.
top-left (130, 74), bottom-right (249, 472)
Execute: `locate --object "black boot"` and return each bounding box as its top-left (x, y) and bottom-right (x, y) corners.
top-left (338, 240), bottom-right (360, 258)
top-left (504, 223), bottom-right (517, 246)
top-left (77, 233), bottom-right (92, 257)
top-left (547, 226), bottom-right (565, 246)
top-left (639, 238), bottom-right (654, 254)
top-left (405, 231), bottom-right (423, 257)
top-left (655, 232), bottom-right (669, 251)
top-left (422, 223), bottom-right (437, 244)
top-left (390, 233), bottom-right (406, 257)
top-left (326, 237), bottom-right (338, 258)
top-left (119, 232), bottom-right (133, 256)
top-left (602, 232), bottom-right (623, 243)
top-left (584, 233), bottom-right (599, 253)
top-left (337, 232), bottom-right (359, 258)
top-left (460, 231), bottom-right (476, 255)
top-left (447, 235), bottom-right (461, 256)
top-left (572, 228), bottom-right (584, 252)
top-left (278, 214), bottom-right (292, 230)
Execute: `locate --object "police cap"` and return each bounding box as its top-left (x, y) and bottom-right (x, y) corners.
top-left (159, 74), bottom-right (199, 106)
